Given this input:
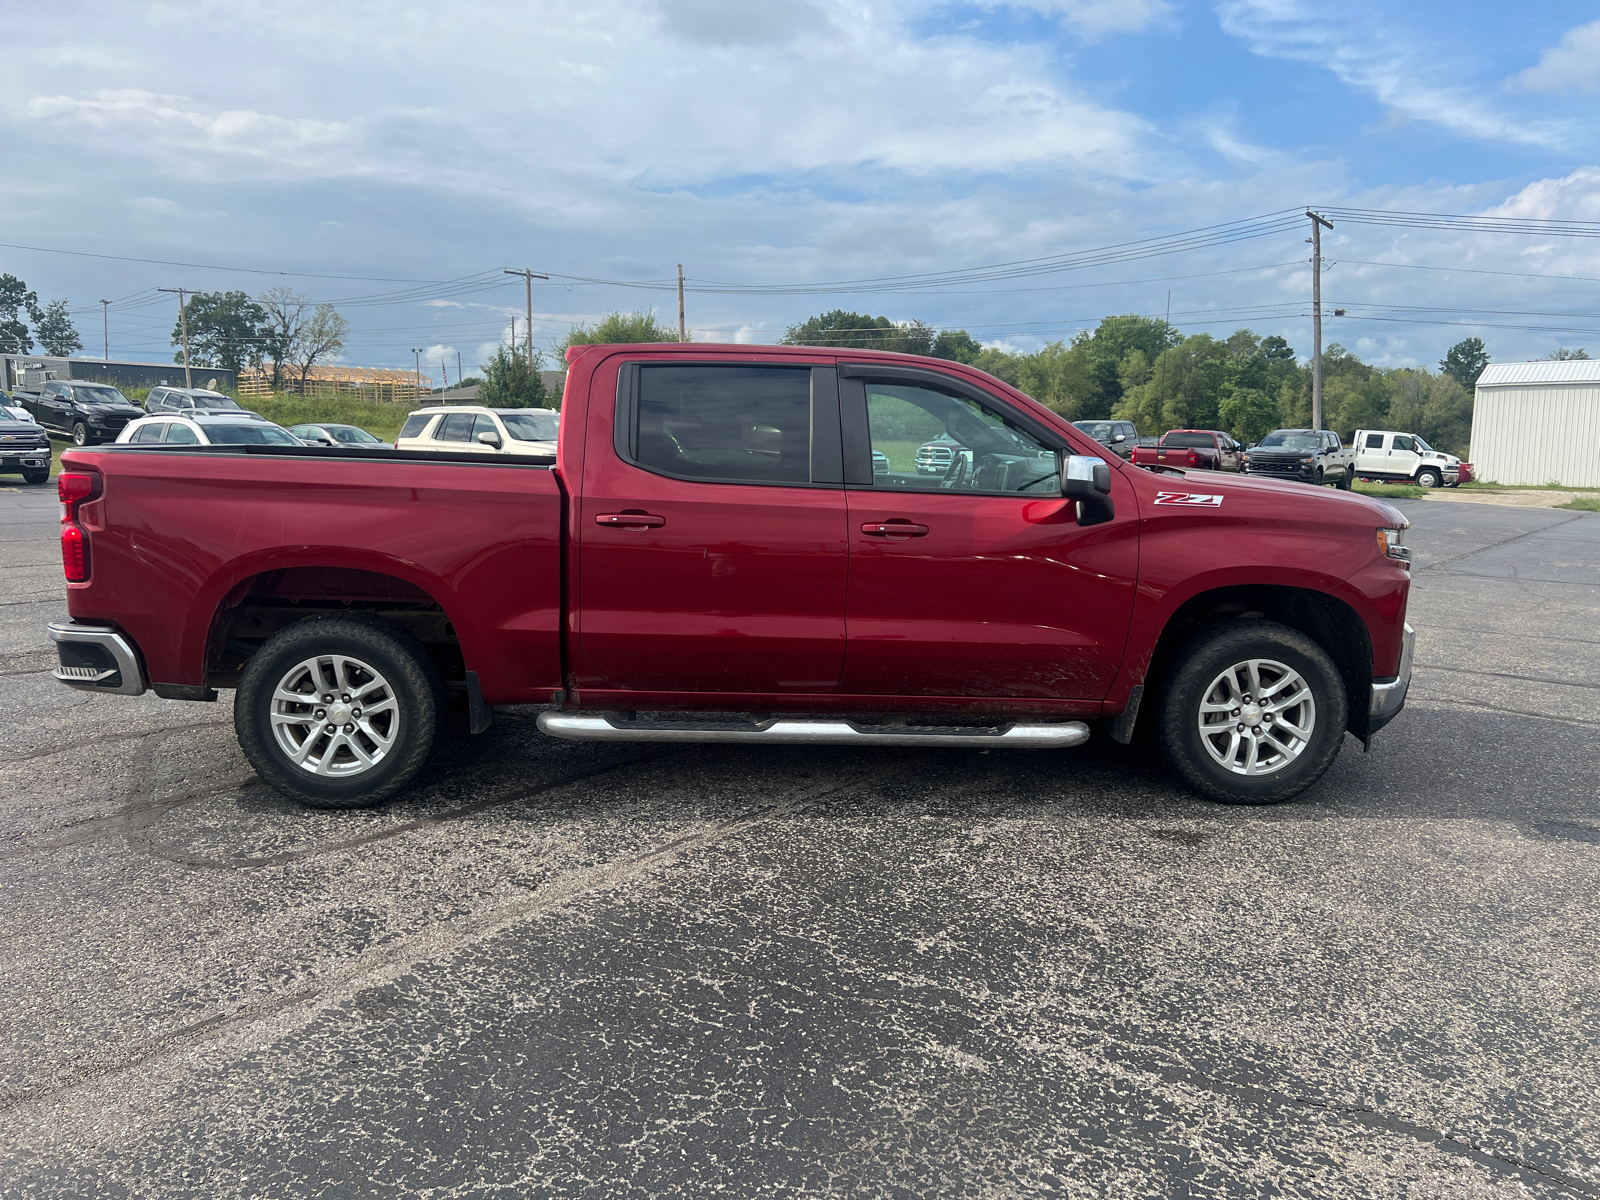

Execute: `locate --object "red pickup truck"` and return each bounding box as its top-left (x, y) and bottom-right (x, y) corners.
top-left (1132, 429), bottom-right (1244, 472)
top-left (46, 344), bottom-right (1414, 809)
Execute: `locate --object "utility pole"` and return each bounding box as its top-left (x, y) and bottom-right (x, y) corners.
top-left (457, 351), bottom-right (463, 387)
top-left (99, 300), bottom-right (110, 361)
top-left (677, 263), bottom-right (686, 342)
top-left (158, 288), bottom-right (192, 387)
top-left (1307, 210), bottom-right (1334, 431)
top-left (503, 268), bottom-right (549, 370)
top-left (412, 348), bottom-right (422, 400)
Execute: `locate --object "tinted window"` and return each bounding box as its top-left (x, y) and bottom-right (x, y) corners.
top-left (1073, 421), bottom-right (1115, 441)
top-left (1162, 432), bottom-right (1215, 449)
top-left (130, 423), bottom-right (165, 443)
top-left (636, 366), bottom-right (810, 484)
top-left (866, 383), bottom-right (1058, 495)
top-left (472, 414), bottom-right (500, 442)
top-left (398, 413), bottom-right (433, 439)
top-left (1392, 435), bottom-right (1416, 452)
top-left (74, 386), bottom-right (129, 406)
top-left (330, 426), bottom-right (380, 444)
top-left (189, 394), bottom-right (239, 411)
top-left (201, 424), bottom-right (298, 445)
top-left (164, 423), bottom-right (199, 444)
top-left (1364, 433), bottom-right (1384, 449)
top-left (437, 413), bottom-right (475, 442)
top-left (499, 410), bottom-right (559, 441)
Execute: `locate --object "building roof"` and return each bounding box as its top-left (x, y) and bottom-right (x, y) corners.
top-left (1476, 360), bottom-right (1600, 387)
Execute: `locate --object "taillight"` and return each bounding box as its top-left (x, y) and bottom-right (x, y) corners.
top-left (58, 471), bottom-right (100, 584)
top-left (61, 523), bottom-right (87, 582)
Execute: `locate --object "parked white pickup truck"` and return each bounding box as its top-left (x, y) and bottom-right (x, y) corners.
top-left (1353, 430), bottom-right (1463, 489)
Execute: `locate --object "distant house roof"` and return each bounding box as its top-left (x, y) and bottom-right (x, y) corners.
top-left (437, 385), bottom-right (480, 401)
top-left (1476, 360), bottom-right (1600, 387)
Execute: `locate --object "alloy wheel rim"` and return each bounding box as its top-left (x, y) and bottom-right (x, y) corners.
top-left (269, 653), bottom-right (399, 777)
top-left (1196, 657), bottom-right (1316, 776)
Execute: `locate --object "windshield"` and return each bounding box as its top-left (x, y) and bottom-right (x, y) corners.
top-left (330, 426), bottom-right (382, 444)
top-left (190, 394), bottom-right (241, 411)
top-left (1413, 435), bottom-right (1434, 452)
top-left (1073, 421), bottom-right (1115, 440)
top-left (1162, 432), bottom-right (1216, 448)
top-left (498, 410), bottom-right (560, 441)
top-left (75, 386), bottom-right (131, 406)
top-left (203, 424), bottom-right (301, 445)
top-left (1258, 431), bottom-right (1320, 450)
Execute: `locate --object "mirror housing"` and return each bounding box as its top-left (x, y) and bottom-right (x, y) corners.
top-left (1113, 433), bottom-right (1126, 443)
top-left (477, 430), bottom-right (502, 448)
top-left (1061, 455), bottom-right (1115, 526)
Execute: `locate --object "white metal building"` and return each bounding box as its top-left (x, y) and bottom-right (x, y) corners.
top-left (1471, 360), bottom-right (1600, 487)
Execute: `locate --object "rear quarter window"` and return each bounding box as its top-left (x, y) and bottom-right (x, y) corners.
top-left (398, 414), bottom-right (435, 439)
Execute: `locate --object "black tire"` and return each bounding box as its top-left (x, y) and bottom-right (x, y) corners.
top-left (1158, 620), bottom-right (1347, 805)
top-left (1312, 468), bottom-right (1324, 487)
top-left (1337, 468), bottom-right (1353, 490)
top-left (22, 470), bottom-right (49, 485)
top-left (1416, 468), bottom-right (1442, 489)
top-left (72, 422), bottom-right (90, 447)
top-left (235, 613), bottom-right (442, 808)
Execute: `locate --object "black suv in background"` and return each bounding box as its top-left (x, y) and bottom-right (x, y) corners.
top-left (144, 387), bottom-right (256, 417)
top-left (1071, 419), bottom-right (1140, 460)
top-left (22, 381), bottom-right (145, 446)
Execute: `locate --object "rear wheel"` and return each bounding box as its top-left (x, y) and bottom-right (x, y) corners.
top-left (1417, 467), bottom-right (1442, 489)
top-left (1337, 468), bottom-right (1353, 490)
top-left (235, 613), bottom-right (442, 808)
top-left (1158, 620), bottom-right (1347, 805)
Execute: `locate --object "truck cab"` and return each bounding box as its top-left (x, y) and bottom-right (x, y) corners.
top-left (1354, 430), bottom-right (1461, 489)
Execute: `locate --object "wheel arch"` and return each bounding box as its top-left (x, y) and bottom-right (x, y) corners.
top-left (1141, 583), bottom-right (1373, 740)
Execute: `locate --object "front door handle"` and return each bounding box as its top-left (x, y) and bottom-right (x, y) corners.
top-left (596, 512), bottom-right (666, 529)
top-left (861, 521), bottom-right (929, 538)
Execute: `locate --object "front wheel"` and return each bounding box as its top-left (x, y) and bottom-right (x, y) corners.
top-left (235, 613), bottom-right (442, 808)
top-left (22, 470), bottom-right (49, 485)
top-left (1158, 620), bottom-right (1347, 805)
top-left (1416, 468), bottom-right (1442, 489)
top-left (1312, 468), bottom-right (1324, 487)
top-left (72, 422), bottom-right (89, 447)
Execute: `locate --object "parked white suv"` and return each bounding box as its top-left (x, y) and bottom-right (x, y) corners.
top-left (1353, 429), bottom-right (1463, 489)
top-left (395, 405), bottom-right (558, 455)
top-left (116, 412), bottom-right (304, 447)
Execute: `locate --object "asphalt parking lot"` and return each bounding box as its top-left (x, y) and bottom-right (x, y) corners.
top-left (1, 481), bottom-right (1597, 1199)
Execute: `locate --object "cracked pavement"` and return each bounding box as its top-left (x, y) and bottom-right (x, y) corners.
top-left (1, 479), bottom-right (1597, 1198)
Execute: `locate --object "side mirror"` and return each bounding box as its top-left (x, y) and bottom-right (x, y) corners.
top-left (1061, 455), bottom-right (1115, 527)
top-left (477, 430), bottom-right (502, 448)
top-left (1113, 433), bottom-right (1126, 443)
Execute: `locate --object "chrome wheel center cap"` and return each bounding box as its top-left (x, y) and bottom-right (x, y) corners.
top-left (1241, 703), bottom-right (1263, 727)
top-left (326, 701), bottom-right (353, 725)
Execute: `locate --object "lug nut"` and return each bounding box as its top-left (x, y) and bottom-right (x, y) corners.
top-left (344, 723), bottom-right (355, 733)
top-left (323, 694), bottom-right (333, 703)
top-left (314, 708), bottom-right (326, 719)
top-left (352, 708), bottom-right (362, 718)
top-left (1231, 708), bottom-right (1240, 716)
top-left (325, 724), bottom-right (336, 734)
top-left (1236, 724), bottom-right (1244, 731)
top-left (341, 693), bottom-right (351, 702)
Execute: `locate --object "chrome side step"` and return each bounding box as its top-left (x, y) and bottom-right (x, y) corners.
top-left (536, 712), bottom-right (1090, 749)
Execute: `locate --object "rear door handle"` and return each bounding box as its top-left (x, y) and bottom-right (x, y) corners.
top-left (861, 521), bottom-right (929, 538)
top-left (596, 512), bottom-right (666, 529)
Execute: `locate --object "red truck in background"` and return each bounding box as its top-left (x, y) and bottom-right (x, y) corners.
top-left (1132, 429), bottom-right (1245, 472)
top-left (47, 344), bottom-right (1414, 810)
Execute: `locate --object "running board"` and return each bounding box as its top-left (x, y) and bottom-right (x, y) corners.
top-left (536, 712), bottom-right (1090, 749)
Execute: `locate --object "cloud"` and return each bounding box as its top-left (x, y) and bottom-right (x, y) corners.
top-left (1215, 0), bottom-right (1568, 149)
top-left (993, 0), bottom-right (1173, 36)
top-left (658, 0), bottom-right (835, 45)
top-left (1508, 20), bottom-right (1600, 95)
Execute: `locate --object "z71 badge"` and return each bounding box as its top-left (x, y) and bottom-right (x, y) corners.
top-left (1153, 491), bottom-right (1224, 507)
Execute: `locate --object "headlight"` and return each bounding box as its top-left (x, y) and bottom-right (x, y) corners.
top-left (1377, 527), bottom-right (1410, 564)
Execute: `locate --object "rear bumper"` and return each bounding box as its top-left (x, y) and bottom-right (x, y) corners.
top-left (1367, 621), bottom-right (1415, 734)
top-left (47, 620), bottom-right (148, 696)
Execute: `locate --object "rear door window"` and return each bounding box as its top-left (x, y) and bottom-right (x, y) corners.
top-left (437, 413), bottom-right (475, 442)
top-left (633, 365), bottom-right (811, 484)
top-left (398, 413), bottom-right (433, 439)
top-left (130, 423), bottom-right (165, 443)
top-left (164, 423), bottom-right (199, 444)
top-left (1365, 433), bottom-right (1384, 449)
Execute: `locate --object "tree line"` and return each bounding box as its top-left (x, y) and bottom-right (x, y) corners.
top-left (163, 289), bottom-right (349, 391)
top-left (0, 274), bottom-right (84, 356)
top-left (780, 309), bottom-right (1496, 455)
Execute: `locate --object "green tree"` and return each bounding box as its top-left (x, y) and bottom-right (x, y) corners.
top-left (1440, 337), bottom-right (1490, 389)
top-left (0, 274), bottom-right (37, 352)
top-left (1543, 346), bottom-right (1589, 360)
top-left (780, 310), bottom-right (934, 355)
top-left (290, 303), bottom-right (349, 392)
top-left (478, 345), bottom-right (549, 408)
top-left (931, 329), bottom-right (981, 363)
top-left (970, 346), bottom-right (1022, 386)
top-left (561, 308), bottom-right (680, 355)
top-left (1068, 314), bottom-right (1182, 420)
top-left (172, 290), bottom-right (267, 374)
top-left (1015, 341), bottom-right (1095, 419)
top-left (29, 298), bottom-right (82, 356)
top-left (1218, 387), bottom-right (1280, 444)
